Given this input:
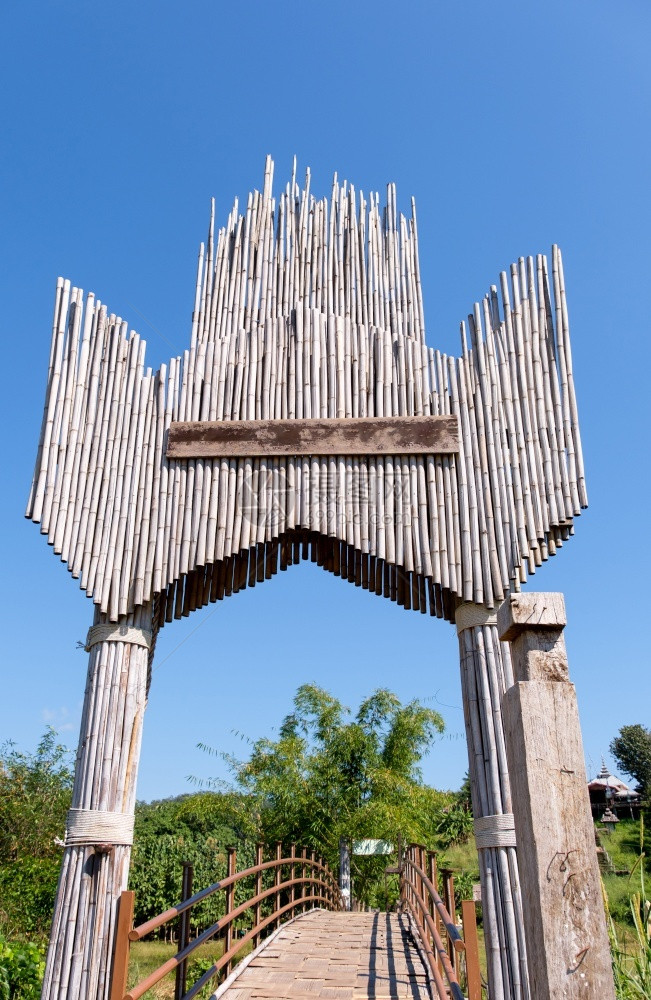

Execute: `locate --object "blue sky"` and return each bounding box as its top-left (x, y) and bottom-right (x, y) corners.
top-left (1, 0), bottom-right (650, 802)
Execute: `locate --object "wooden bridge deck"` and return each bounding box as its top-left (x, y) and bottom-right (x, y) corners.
top-left (218, 910), bottom-right (433, 1000)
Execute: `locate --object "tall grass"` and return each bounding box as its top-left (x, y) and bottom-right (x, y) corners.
top-left (605, 817), bottom-right (651, 999)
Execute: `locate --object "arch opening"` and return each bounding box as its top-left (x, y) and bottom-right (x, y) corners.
top-left (153, 529), bottom-right (458, 632)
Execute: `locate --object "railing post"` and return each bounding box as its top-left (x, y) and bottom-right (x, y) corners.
top-left (461, 899), bottom-right (482, 1000)
top-left (289, 842), bottom-right (296, 915)
top-left (426, 850), bottom-right (438, 977)
top-left (408, 845), bottom-right (416, 925)
top-left (301, 846), bottom-right (308, 913)
top-left (418, 845), bottom-right (425, 934)
top-left (109, 890), bottom-right (134, 1000)
top-left (224, 847), bottom-right (237, 978)
top-left (254, 843), bottom-right (263, 948)
top-left (419, 846), bottom-right (427, 937)
top-left (174, 862), bottom-right (194, 1000)
top-left (441, 868), bottom-right (457, 978)
top-left (309, 850), bottom-right (316, 909)
top-left (428, 851), bottom-right (442, 977)
top-left (400, 845), bottom-right (407, 914)
top-left (426, 850), bottom-right (437, 932)
top-left (318, 856), bottom-right (324, 906)
top-left (275, 841), bottom-right (283, 928)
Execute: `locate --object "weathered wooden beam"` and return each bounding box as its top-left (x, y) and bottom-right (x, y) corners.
top-left (498, 593), bottom-right (616, 1000)
top-left (166, 415), bottom-right (459, 458)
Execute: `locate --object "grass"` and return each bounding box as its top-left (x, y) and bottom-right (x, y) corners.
top-left (436, 839), bottom-right (486, 986)
top-left (128, 935), bottom-right (253, 1000)
top-left (598, 819), bottom-right (651, 929)
top-left (603, 825), bottom-right (651, 999)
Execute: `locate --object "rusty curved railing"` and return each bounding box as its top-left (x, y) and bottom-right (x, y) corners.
top-left (400, 843), bottom-right (481, 1000)
top-left (110, 842), bottom-right (342, 1000)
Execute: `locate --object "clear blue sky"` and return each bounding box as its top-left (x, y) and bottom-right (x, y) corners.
top-left (1, 0), bottom-right (649, 802)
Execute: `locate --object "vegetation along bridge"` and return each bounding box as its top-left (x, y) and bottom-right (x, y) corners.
top-left (27, 158), bottom-right (615, 999)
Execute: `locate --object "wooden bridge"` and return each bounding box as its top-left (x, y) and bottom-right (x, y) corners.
top-left (217, 911), bottom-right (433, 1000)
top-left (110, 844), bottom-right (479, 1000)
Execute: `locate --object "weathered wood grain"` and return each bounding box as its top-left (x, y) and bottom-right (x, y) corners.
top-left (500, 595), bottom-right (615, 1000)
top-left (497, 592), bottom-right (567, 641)
top-left (166, 416), bottom-right (459, 459)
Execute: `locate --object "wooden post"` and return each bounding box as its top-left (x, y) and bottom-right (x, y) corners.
top-left (253, 843), bottom-right (263, 946)
top-left (309, 850), bottom-right (316, 909)
top-left (427, 851), bottom-right (442, 978)
top-left (339, 837), bottom-right (351, 911)
top-left (289, 842), bottom-right (296, 915)
top-left (461, 900), bottom-right (482, 1000)
top-left (318, 856), bottom-right (324, 906)
top-left (418, 846), bottom-right (427, 937)
top-left (43, 606), bottom-right (154, 1000)
top-left (108, 891), bottom-right (134, 1000)
top-left (301, 847), bottom-right (308, 913)
top-left (456, 603), bottom-right (530, 1000)
top-left (275, 842), bottom-right (283, 928)
top-left (498, 593), bottom-right (616, 1000)
top-left (441, 868), bottom-right (457, 978)
top-left (174, 863), bottom-right (194, 1000)
top-left (224, 847), bottom-right (237, 977)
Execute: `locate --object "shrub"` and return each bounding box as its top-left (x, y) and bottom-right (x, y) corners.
top-left (0, 935), bottom-right (46, 1000)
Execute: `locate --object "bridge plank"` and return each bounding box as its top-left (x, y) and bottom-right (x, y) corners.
top-left (166, 416), bottom-right (459, 458)
top-left (217, 911), bottom-right (433, 1000)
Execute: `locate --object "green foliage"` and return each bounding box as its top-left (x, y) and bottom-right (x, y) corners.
top-left (0, 729), bottom-right (73, 937)
top-left (605, 820), bottom-right (651, 999)
top-left (0, 857), bottom-right (62, 938)
top-left (433, 801), bottom-right (474, 848)
top-left (0, 934), bottom-right (46, 1000)
top-left (129, 793), bottom-right (260, 933)
top-left (610, 725), bottom-right (651, 798)
top-left (436, 830), bottom-right (480, 914)
top-left (599, 819), bottom-right (651, 925)
top-left (220, 684), bottom-right (445, 906)
top-left (187, 953), bottom-right (222, 1000)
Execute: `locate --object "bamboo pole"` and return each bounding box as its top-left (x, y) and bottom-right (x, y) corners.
top-left (457, 612), bottom-right (530, 1000)
top-left (42, 603), bottom-right (155, 1000)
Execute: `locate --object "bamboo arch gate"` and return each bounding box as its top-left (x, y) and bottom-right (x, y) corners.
top-left (27, 157), bottom-right (587, 1000)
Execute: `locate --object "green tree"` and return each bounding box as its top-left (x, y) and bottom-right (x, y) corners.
top-left (610, 725), bottom-right (651, 798)
top-left (224, 684), bottom-right (446, 904)
top-left (0, 729), bottom-right (73, 937)
top-left (129, 792), bottom-right (260, 932)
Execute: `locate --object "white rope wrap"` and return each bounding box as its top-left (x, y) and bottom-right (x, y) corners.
top-left (455, 603), bottom-right (498, 634)
top-left (473, 813), bottom-right (517, 849)
top-left (64, 809), bottom-right (135, 847)
top-left (85, 624), bottom-right (152, 652)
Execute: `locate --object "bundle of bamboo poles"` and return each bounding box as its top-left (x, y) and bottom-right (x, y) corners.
top-left (26, 157), bottom-right (586, 625)
top-left (459, 623), bottom-right (529, 1000)
top-left (41, 599), bottom-right (153, 1000)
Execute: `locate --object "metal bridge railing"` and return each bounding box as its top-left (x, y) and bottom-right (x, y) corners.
top-left (110, 842), bottom-right (342, 1000)
top-left (400, 843), bottom-right (482, 1000)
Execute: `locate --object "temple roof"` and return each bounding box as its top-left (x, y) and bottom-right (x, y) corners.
top-left (588, 760), bottom-right (640, 799)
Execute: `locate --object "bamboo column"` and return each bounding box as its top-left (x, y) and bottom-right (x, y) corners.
top-left (41, 602), bottom-right (155, 1000)
top-left (456, 603), bottom-right (530, 1000)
